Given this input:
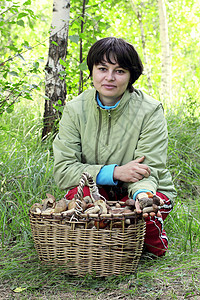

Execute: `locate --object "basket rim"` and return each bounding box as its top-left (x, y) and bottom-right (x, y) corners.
top-left (29, 209), bottom-right (143, 222)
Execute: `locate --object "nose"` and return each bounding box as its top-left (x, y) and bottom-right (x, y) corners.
top-left (105, 71), bottom-right (115, 81)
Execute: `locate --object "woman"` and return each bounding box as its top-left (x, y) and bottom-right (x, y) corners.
top-left (53, 37), bottom-right (176, 256)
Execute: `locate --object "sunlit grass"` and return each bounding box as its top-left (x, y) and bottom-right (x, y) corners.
top-left (0, 98), bottom-right (199, 298)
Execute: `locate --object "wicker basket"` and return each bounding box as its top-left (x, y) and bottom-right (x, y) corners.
top-left (29, 173), bottom-right (146, 277)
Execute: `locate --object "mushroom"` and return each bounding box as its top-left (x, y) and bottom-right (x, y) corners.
top-left (87, 220), bottom-right (95, 229)
top-left (143, 204), bottom-right (159, 214)
top-left (139, 197), bottom-right (153, 209)
top-left (94, 200), bottom-right (107, 214)
top-left (68, 199), bottom-right (77, 210)
top-left (110, 207), bottom-right (132, 215)
top-left (61, 208), bottom-right (75, 216)
top-left (42, 196), bottom-right (56, 210)
top-left (83, 196), bottom-right (93, 204)
top-left (41, 207), bottom-right (55, 215)
top-left (94, 219), bottom-right (109, 229)
top-left (46, 193), bottom-right (56, 201)
top-left (80, 200), bottom-right (88, 211)
top-left (125, 219), bottom-right (131, 225)
top-left (30, 203), bottom-right (43, 213)
top-left (84, 205), bottom-right (100, 214)
top-left (54, 198), bottom-right (68, 213)
top-left (153, 195), bottom-right (164, 206)
top-left (125, 199), bottom-right (135, 207)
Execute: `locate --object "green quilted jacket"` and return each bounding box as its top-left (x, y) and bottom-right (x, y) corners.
top-left (53, 88), bottom-right (176, 202)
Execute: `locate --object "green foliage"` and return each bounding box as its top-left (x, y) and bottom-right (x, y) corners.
top-left (167, 98), bottom-right (200, 201)
top-left (0, 0), bottom-right (51, 114)
top-left (63, 0), bottom-right (113, 99)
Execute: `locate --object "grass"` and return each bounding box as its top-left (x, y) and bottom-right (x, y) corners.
top-left (0, 99), bottom-right (200, 299)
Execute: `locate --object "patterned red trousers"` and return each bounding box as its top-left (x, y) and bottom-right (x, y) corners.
top-left (65, 186), bottom-right (173, 257)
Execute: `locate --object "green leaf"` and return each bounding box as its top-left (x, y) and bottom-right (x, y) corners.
top-left (43, 95), bottom-right (50, 100)
top-left (59, 71), bottom-right (66, 76)
top-left (24, 9), bottom-right (34, 16)
top-left (17, 12), bottom-right (28, 19)
top-left (51, 41), bottom-right (58, 46)
top-left (28, 16), bottom-right (34, 29)
top-left (79, 61), bottom-right (88, 71)
top-left (33, 62), bottom-right (39, 69)
top-left (9, 71), bottom-right (19, 77)
top-left (6, 106), bottom-right (14, 114)
top-left (59, 59), bottom-right (67, 67)
top-left (17, 53), bottom-right (25, 61)
top-left (69, 35), bottom-right (79, 44)
top-left (17, 20), bottom-right (25, 27)
top-left (13, 287), bottom-right (27, 293)
top-left (23, 0), bottom-right (32, 5)
top-left (80, 16), bottom-right (85, 22)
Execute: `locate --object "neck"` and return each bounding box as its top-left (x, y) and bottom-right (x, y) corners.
top-left (99, 94), bottom-right (123, 106)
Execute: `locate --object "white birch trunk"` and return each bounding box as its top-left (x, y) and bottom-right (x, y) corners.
top-left (130, 0), bottom-right (153, 95)
top-left (158, 0), bottom-right (172, 104)
top-left (42, 0), bottom-right (70, 138)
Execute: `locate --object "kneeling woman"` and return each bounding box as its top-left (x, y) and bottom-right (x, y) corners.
top-left (53, 37), bottom-right (176, 257)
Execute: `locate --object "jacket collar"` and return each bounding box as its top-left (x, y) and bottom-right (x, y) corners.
top-left (92, 88), bottom-right (132, 114)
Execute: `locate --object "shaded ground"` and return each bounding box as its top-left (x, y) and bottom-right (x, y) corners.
top-left (1, 255), bottom-right (199, 300)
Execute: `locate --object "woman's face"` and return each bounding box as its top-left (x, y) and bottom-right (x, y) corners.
top-left (92, 55), bottom-right (130, 106)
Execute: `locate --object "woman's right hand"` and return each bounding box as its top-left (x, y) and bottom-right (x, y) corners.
top-left (113, 156), bottom-right (151, 183)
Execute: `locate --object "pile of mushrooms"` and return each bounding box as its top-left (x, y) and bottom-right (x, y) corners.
top-left (30, 192), bottom-right (164, 229)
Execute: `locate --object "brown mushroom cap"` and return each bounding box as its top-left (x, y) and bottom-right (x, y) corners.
top-left (68, 199), bottom-right (77, 210)
top-left (46, 193), bottom-right (56, 201)
top-left (30, 203), bottom-right (43, 213)
top-left (94, 200), bottom-right (107, 214)
top-left (54, 198), bottom-right (68, 213)
top-left (80, 200), bottom-right (88, 211)
top-left (42, 197), bottom-right (56, 210)
top-left (153, 195), bottom-right (164, 206)
top-left (125, 199), bottom-right (135, 207)
top-left (139, 197), bottom-right (153, 209)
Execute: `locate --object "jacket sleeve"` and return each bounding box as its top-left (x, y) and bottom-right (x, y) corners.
top-left (127, 103), bottom-right (169, 197)
top-left (53, 104), bottom-right (103, 190)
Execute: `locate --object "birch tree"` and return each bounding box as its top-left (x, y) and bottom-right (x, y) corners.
top-left (42, 0), bottom-right (70, 139)
top-left (130, 0), bottom-right (153, 95)
top-left (158, 0), bottom-right (172, 104)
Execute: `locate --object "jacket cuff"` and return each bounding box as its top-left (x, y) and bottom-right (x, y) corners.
top-left (133, 189), bottom-right (152, 200)
top-left (96, 164), bottom-right (118, 186)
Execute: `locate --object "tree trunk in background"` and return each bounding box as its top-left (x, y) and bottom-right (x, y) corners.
top-left (130, 0), bottom-right (153, 95)
top-left (158, 0), bottom-right (172, 104)
top-left (78, 0), bottom-right (86, 95)
top-left (42, 0), bottom-right (70, 139)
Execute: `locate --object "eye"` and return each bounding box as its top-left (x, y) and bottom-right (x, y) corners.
top-left (98, 67), bottom-right (107, 72)
top-left (116, 69), bottom-right (125, 74)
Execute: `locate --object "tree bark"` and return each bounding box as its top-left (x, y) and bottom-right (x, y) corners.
top-left (78, 0), bottom-right (86, 95)
top-left (130, 0), bottom-right (153, 95)
top-left (158, 0), bottom-right (172, 104)
top-left (42, 0), bottom-right (70, 139)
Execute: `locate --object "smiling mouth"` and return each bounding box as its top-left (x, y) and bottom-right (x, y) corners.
top-left (102, 84), bottom-right (116, 89)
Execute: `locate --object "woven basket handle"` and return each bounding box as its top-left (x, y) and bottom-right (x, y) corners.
top-left (70, 172), bottom-right (106, 222)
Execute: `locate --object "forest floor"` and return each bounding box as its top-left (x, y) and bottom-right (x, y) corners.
top-left (0, 250), bottom-right (199, 300)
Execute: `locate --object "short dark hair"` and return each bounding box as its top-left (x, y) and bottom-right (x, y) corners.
top-left (87, 37), bottom-right (143, 92)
